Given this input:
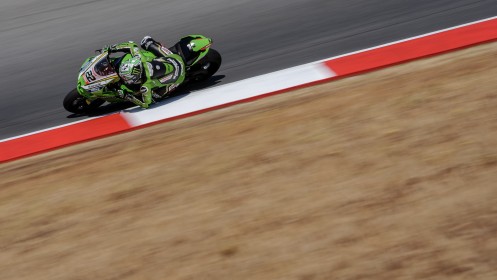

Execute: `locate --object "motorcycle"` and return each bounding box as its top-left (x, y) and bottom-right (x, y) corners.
top-left (63, 35), bottom-right (222, 114)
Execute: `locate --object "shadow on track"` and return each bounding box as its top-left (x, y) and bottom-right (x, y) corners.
top-left (65, 75), bottom-right (225, 119)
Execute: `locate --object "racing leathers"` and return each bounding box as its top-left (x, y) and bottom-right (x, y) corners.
top-left (104, 37), bottom-right (185, 109)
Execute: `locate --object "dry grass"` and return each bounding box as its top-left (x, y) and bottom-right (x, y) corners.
top-left (1, 42), bottom-right (497, 280)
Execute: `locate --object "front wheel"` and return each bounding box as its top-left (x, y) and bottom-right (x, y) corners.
top-left (63, 89), bottom-right (104, 114)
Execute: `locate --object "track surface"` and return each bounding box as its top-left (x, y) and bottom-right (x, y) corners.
top-left (1, 0), bottom-right (496, 139)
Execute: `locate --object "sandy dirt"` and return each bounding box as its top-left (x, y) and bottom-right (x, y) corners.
top-left (1, 42), bottom-right (497, 280)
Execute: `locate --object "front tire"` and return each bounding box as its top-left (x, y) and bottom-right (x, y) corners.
top-left (63, 89), bottom-right (104, 114)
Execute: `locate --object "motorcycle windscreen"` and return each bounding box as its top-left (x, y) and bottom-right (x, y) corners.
top-left (94, 57), bottom-right (116, 76)
top-left (83, 56), bottom-right (117, 85)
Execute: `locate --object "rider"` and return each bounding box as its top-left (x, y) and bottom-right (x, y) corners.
top-left (103, 36), bottom-right (186, 109)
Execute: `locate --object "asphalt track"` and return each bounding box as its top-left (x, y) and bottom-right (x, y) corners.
top-left (1, 0), bottom-right (496, 139)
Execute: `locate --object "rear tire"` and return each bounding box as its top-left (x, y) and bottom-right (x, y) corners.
top-left (187, 49), bottom-right (222, 83)
top-left (63, 89), bottom-right (104, 114)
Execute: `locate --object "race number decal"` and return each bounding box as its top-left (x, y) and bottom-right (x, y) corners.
top-left (85, 71), bottom-right (96, 82)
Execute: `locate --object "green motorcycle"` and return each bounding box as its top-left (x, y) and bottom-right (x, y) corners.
top-left (63, 35), bottom-right (221, 114)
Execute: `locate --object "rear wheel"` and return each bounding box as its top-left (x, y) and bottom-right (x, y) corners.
top-left (186, 49), bottom-right (222, 83)
top-left (63, 89), bottom-right (104, 114)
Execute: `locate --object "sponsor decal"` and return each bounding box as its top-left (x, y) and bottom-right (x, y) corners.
top-left (83, 73), bottom-right (118, 88)
top-left (200, 43), bottom-right (212, 51)
top-left (82, 84), bottom-right (104, 93)
top-left (165, 58), bottom-right (181, 79)
top-left (146, 62), bottom-right (154, 76)
top-left (160, 46), bottom-right (173, 55)
top-left (120, 63), bottom-right (130, 73)
top-left (159, 74), bottom-right (174, 84)
top-left (167, 84), bottom-right (179, 92)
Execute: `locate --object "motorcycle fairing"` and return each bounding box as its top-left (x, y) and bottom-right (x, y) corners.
top-left (77, 53), bottom-right (119, 98)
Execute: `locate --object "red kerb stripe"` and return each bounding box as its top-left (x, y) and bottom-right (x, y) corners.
top-left (1, 114), bottom-right (131, 162)
top-left (325, 18), bottom-right (497, 76)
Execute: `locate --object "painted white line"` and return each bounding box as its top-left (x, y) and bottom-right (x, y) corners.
top-left (0, 116), bottom-right (104, 142)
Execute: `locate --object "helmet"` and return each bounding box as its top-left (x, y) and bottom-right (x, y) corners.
top-left (119, 55), bottom-right (142, 84)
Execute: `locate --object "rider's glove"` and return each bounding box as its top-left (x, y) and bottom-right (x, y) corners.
top-left (102, 44), bottom-right (117, 53)
top-left (141, 36), bottom-right (157, 49)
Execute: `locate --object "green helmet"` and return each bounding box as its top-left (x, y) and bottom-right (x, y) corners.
top-left (119, 55), bottom-right (142, 84)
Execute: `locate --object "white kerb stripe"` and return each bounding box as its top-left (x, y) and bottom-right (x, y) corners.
top-left (123, 62), bottom-right (335, 127)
